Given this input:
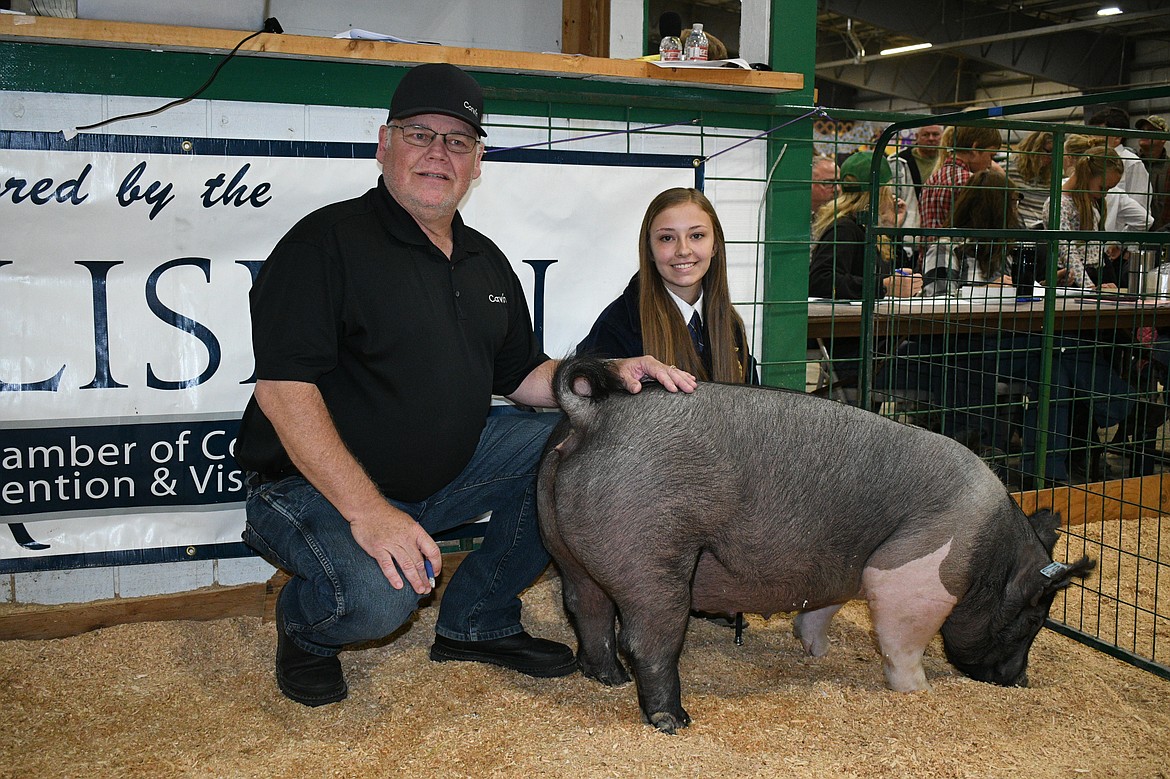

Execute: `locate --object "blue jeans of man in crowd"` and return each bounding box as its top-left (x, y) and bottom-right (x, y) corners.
top-left (883, 335), bottom-right (997, 449)
top-left (242, 410), bottom-right (563, 659)
top-left (989, 334), bottom-right (1133, 482)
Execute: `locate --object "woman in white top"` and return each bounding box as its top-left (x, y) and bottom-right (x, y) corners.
top-left (1068, 134), bottom-right (1153, 288)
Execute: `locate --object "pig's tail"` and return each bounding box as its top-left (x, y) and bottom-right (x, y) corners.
top-left (554, 357), bottom-right (625, 422)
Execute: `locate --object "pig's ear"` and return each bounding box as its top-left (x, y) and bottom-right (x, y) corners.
top-left (1027, 509), bottom-right (1064, 553)
top-left (1029, 556), bottom-right (1095, 606)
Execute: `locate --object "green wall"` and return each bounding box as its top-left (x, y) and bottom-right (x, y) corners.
top-left (761, 0), bottom-right (817, 387)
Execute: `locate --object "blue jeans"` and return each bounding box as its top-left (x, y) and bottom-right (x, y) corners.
top-left (988, 334), bottom-right (1133, 481)
top-left (242, 411), bottom-right (563, 657)
top-left (883, 335), bottom-right (998, 445)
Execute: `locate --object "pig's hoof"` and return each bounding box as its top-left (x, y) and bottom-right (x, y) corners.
top-left (797, 633), bottom-right (830, 657)
top-left (793, 617), bottom-right (830, 657)
top-left (648, 708), bottom-right (691, 735)
top-left (581, 662), bottom-right (631, 687)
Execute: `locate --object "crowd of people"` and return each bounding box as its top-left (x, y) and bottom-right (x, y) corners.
top-left (809, 106), bottom-right (1170, 488)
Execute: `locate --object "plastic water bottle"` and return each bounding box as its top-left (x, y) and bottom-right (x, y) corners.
top-left (683, 23), bottom-right (709, 61)
top-left (659, 33), bottom-right (682, 62)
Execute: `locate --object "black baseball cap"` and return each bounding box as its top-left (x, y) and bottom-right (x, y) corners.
top-left (388, 63), bottom-right (486, 137)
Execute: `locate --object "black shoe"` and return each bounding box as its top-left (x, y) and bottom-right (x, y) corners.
top-left (430, 631), bottom-right (576, 678)
top-left (275, 613), bottom-right (347, 707)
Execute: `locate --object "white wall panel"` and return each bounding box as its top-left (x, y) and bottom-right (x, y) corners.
top-left (305, 106), bottom-right (384, 143)
top-left (269, 0), bottom-right (562, 53)
top-left (215, 556), bottom-right (277, 587)
top-left (14, 567), bottom-right (116, 605)
top-left (0, 91), bottom-right (103, 133)
top-left (610, 0), bottom-right (645, 59)
top-left (116, 561), bottom-right (214, 598)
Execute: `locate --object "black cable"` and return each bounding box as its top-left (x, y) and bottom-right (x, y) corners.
top-left (73, 19), bottom-right (282, 134)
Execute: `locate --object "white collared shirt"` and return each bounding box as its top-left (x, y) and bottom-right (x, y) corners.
top-left (666, 288), bottom-right (704, 326)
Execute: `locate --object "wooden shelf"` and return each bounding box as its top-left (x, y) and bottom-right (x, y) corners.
top-left (0, 15), bottom-right (804, 94)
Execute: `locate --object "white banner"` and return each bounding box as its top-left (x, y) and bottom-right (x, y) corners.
top-left (0, 133), bottom-right (695, 568)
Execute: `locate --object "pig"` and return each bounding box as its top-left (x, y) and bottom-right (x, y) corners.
top-left (537, 356), bottom-right (1094, 734)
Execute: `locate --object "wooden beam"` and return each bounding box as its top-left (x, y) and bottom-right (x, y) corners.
top-left (1011, 473), bottom-right (1170, 527)
top-left (0, 551), bottom-right (473, 641)
top-left (0, 15), bottom-right (802, 93)
top-left (0, 578), bottom-right (273, 641)
top-left (562, 0), bottom-right (610, 58)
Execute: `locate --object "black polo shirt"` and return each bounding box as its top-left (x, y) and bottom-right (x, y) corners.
top-left (235, 178), bottom-right (547, 502)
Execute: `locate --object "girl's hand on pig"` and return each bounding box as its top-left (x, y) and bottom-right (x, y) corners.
top-left (612, 357), bottom-right (698, 394)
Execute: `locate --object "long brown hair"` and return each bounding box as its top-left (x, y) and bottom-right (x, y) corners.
top-left (1062, 137), bottom-right (1123, 231)
top-left (811, 186), bottom-right (898, 263)
top-left (950, 168), bottom-right (1020, 278)
top-left (637, 188), bottom-right (748, 383)
top-left (1012, 130), bottom-right (1053, 185)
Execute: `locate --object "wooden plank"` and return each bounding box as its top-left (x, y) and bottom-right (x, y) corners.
top-left (0, 15), bottom-right (802, 93)
top-left (562, 0), bottom-right (609, 57)
top-left (0, 551), bottom-right (473, 641)
top-left (806, 298), bottom-right (1170, 340)
top-left (1011, 473), bottom-right (1170, 526)
top-left (0, 579), bottom-right (270, 640)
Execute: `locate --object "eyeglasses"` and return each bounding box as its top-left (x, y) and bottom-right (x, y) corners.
top-left (388, 123), bottom-right (479, 154)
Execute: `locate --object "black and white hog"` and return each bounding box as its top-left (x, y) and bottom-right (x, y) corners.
top-left (537, 357), bottom-right (1094, 734)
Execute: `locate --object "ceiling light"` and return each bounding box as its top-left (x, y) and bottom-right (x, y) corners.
top-left (1097, 7), bottom-right (1123, 15)
top-left (879, 42), bottom-right (933, 56)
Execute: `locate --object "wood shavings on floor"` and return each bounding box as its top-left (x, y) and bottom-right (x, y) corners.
top-left (2, 520), bottom-right (1169, 778)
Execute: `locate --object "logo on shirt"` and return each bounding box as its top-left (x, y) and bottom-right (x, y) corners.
top-left (488, 294), bottom-right (507, 304)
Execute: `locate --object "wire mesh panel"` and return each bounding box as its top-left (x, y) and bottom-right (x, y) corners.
top-left (787, 92), bottom-right (1170, 680)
